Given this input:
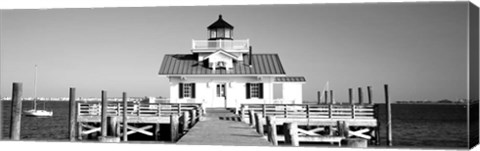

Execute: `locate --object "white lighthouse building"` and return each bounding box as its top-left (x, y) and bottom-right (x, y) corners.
top-left (159, 15), bottom-right (306, 108)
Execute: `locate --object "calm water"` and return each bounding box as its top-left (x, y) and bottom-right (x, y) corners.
top-left (0, 101), bottom-right (470, 148)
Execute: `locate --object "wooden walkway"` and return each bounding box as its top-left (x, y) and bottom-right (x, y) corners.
top-left (177, 108), bottom-right (272, 146)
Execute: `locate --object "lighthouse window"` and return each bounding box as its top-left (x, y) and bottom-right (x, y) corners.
top-left (217, 28), bottom-right (225, 37)
top-left (225, 29), bottom-right (231, 38)
top-left (210, 30), bottom-right (217, 38)
top-left (179, 83), bottom-right (196, 99)
top-left (246, 83), bottom-right (263, 99)
top-left (217, 61), bottom-right (226, 68)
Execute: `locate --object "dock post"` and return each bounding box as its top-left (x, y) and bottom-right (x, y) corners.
top-left (317, 91), bottom-right (321, 105)
top-left (107, 116), bottom-right (118, 137)
top-left (122, 92), bottom-right (128, 141)
top-left (0, 86), bottom-right (2, 139)
top-left (101, 90), bottom-right (108, 137)
top-left (239, 105), bottom-right (245, 122)
top-left (266, 116), bottom-right (278, 146)
top-left (77, 122), bottom-right (83, 140)
top-left (189, 109), bottom-right (196, 127)
top-left (283, 122), bottom-right (299, 146)
top-left (358, 87), bottom-right (363, 104)
top-left (328, 104), bottom-right (332, 118)
top-left (330, 90), bottom-right (334, 104)
top-left (181, 111), bottom-right (189, 133)
top-left (385, 84), bottom-right (392, 146)
top-left (336, 121), bottom-right (343, 137)
top-left (374, 104), bottom-right (381, 145)
top-left (337, 121), bottom-right (348, 137)
top-left (177, 103), bottom-right (182, 114)
top-left (348, 88), bottom-right (353, 104)
top-left (68, 87), bottom-right (76, 141)
top-left (254, 113), bottom-right (264, 135)
top-left (170, 114), bottom-right (179, 142)
top-left (262, 104), bottom-right (266, 117)
top-left (249, 110), bottom-right (255, 126)
top-left (324, 91), bottom-right (328, 104)
top-left (367, 86), bottom-right (372, 104)
top-left (10, 83), bottom-right (23, 140)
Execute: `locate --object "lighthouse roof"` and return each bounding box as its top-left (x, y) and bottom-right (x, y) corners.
top-left (207, 15), bottom-right (234, 29)
top-left (158, 53), bottom-right (285, 75)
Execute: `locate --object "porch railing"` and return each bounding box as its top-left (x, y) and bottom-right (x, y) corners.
top-left (192, 39), bottom-right (249, 50)
top-left (240, 104), bottom-right (376, 119)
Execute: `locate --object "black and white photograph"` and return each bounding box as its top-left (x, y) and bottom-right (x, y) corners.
top-left (0, 0), bottom-right (479, 151)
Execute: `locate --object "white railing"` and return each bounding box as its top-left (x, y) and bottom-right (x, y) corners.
top-left (192, 39), bottom-right (249, 50)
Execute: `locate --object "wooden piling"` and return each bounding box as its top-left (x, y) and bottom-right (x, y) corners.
top-left (336, 121), bottom-right (344, 137)
top-left (101, 90), bottom-right (108, 137)
top-left (77, 122), bottom-right (83, 140)
top-left (122, 92), bottom-right (128, 141)
top-left (181, 111), bottom-right (189, 132)
top-left (249, 110), bottom-right (255, 126)
top-left (283, 122), bottom-right (299, 146)
top-left (348, 88), bottom-right (353, 104)
top-left (154, 123), bottom-right (160, 141)
top-left (240, 106), bottom-right (245, 122)
top-left (262, 104), bottom-right (266, 117)
top-left (107, 116), bottom-right (118, 137)
top-left (189, 109), bottom-right (196, 127)
top-left (367, 86), bottom-right (372, 104)
top-left (0, 91), bottom-right (2, 140)
top-left (68, 87), bottom-right (76, 141)
top-left (170, 114), bottom-right (179, 142)
top-left (317, 91), bottom-right (321, 105)
top-left (337, 121), bottom-right (349, 137)
top-left (374, 104), bottom-right (381, 145)
top-left (254, 113), bottom-right (264, 135)
top-left (266, 116), bottom-right (278, 146)
top-left (177, 103), bottom-right (182, 114)
top-left (385, 84), bottom-right (392, 146)
top-left (324, 91), bottom-right (328, 104)
top-left (330, 90), bottom-right (334, 104)
top-left (358, 87), bottom-right (363, 104)
top-left (10, 83), bottom-right (23, 140)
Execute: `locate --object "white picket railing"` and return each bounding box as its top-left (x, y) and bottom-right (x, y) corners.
top-left (192, 39), bottom-right (249, 50)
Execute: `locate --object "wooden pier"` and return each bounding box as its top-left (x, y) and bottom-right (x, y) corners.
top-left (239, 103), bottom-right (380, 146)
top-left (75, 99), bottom-right (203, 142)
top-left (177, 108), bottom-right (272, 146)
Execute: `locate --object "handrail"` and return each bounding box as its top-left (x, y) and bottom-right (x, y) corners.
top-left (77, 102), bottom-right (202, 117)
top-left (192, 39), bottom-right (250, 50)
top-left (240, 104), bottom-right (376, 119)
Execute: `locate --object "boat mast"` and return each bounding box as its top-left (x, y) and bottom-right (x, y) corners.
top-left (33, 64), bottom-right (37, 111)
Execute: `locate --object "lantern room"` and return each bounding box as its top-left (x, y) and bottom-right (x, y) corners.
top-left (208, 15), bottom-right (234, 40)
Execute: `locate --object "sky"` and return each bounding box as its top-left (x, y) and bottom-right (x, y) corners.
top-left (0, 2), bottom-right (472, 103)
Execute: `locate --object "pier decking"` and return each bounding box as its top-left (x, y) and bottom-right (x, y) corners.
top-left (177, 108), bottom-right (271, 146)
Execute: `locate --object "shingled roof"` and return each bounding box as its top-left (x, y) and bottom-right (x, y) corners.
top-left (158, 54), bottom-right (285, 75)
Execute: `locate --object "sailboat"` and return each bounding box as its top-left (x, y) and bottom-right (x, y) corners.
top-left (24, 65), bottom-right (53, 117)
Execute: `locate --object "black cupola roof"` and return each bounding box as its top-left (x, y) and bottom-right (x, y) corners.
top-left (207, 15), bottom-right (234, 30)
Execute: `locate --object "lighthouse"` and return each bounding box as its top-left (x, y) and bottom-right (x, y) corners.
top-left (159, 15), bottom-right (306, 108)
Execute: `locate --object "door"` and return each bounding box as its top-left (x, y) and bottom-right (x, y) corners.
top-left (215, 83), bottom-right (227, 108)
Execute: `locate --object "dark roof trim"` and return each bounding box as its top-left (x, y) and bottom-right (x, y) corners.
top-left (274, 76), bottom-right (306, 82)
